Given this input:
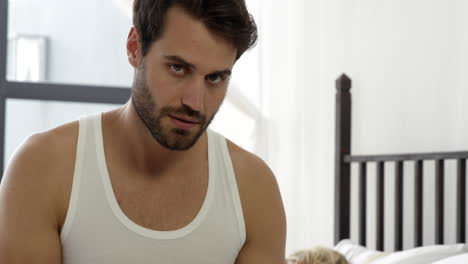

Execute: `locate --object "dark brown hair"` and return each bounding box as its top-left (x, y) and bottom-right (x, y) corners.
top-left (133, 0), bottom-right (258, 60)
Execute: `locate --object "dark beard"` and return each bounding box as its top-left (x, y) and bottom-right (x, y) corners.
top-left (131, 65), bottom-right (217, 151)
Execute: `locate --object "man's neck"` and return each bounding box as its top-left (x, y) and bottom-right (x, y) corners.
top-left (102, 101), bottom-right (208, 178)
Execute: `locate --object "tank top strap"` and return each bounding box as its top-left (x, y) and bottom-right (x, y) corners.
top-left (207, 129), bottom-right (246, 245)
top-left (60, 113), bottom-right (97, 241)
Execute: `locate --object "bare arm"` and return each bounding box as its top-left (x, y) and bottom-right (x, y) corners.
top-left (0, 134), bottom-right (63, 263)
top-left (231, 148), bottom-right (287, 264)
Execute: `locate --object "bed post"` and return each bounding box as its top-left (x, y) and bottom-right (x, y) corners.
top-left (335, 74), bottom-right (352, 245)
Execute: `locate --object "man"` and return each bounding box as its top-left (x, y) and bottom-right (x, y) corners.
top-left (0, 0), bottom-right (286, 263)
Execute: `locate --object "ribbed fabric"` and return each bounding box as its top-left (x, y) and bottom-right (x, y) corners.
top-left (60, 113), bottom-right (246, 264)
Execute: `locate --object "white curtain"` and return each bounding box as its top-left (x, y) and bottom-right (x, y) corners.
top-left (254, 0), bottom-right (314, 256)
top-left (213, 0), bottom-right (332, 256)
top-left (248, 0), bottom-right (338, 255)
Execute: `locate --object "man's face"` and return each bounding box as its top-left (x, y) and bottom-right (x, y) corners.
top-left (130, 6), bottom-right (237, 151)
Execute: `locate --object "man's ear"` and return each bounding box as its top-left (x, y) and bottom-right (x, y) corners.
top-left (126, 26), bottom-right (141, 68)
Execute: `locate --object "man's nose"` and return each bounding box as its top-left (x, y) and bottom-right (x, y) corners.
top-left (181, 78), bottom-right (205, 112)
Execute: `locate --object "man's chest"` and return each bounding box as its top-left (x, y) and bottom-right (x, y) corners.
top-left (109, 171), bottom-right (209, 231)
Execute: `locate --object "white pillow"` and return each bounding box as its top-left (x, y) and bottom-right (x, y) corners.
top-left (431, 253), bottom-right (468, 264)
top-left (334, 239), bottom-right (388, 264)
top-left (373, 244), bottom-right (468, 264)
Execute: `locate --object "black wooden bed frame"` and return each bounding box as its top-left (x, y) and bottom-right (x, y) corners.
top-left (334, 74), bottom-right (468, 251)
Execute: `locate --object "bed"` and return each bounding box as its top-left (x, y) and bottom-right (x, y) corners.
top-left (333, 74), bottom-right (468, 263)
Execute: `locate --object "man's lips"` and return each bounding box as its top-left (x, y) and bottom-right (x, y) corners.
top-left (168, 114), bottom-right (201, 129)
top-left (168, 115), bottom-right (201, 124)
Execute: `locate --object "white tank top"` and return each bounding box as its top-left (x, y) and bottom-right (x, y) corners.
top-left (60, 113), bottom-right (246, 264)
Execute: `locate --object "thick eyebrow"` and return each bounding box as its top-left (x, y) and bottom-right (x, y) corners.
top-left (164, 55), bottom-right (232, 77)
top-left (165, 55), bottom-right (195, 69)
top-left (208, 70), bottom-right (232, 78)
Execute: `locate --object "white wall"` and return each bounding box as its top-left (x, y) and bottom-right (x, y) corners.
top-left (303, 0), bottom-right (468, 251)
top-left (460, 1), bottom-right (468, 146)
top-left (345, 0), bottom-right (465, 154)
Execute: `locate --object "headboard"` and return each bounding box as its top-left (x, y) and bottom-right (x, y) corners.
top-left (334, 74), bottom-right (468, 251)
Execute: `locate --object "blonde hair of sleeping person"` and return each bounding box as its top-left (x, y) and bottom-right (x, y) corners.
top-left (286, 247), bottom-right (349, 264)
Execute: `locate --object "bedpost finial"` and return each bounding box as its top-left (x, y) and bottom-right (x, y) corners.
top-left (336, 73), bottom-right (351, 91)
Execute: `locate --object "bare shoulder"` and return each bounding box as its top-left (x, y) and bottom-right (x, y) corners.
top-left (226, 140), bottom-right (286, 263)
top-left (226, 140), bottom-right (274, 181)
top-left (0, 120), bottom-right (79, 263)
top-left (226, 140), bottom-right (281, 209)
top-left (1, 120), bottom-right (79, 229)
top-left (6, 120), bottom-right (79, 180)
